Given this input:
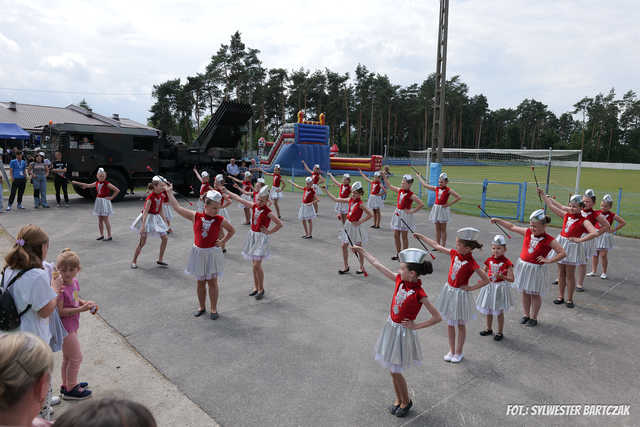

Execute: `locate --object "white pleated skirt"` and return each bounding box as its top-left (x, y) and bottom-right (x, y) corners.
top-left (367, 194), bottom-right (384, 210)
top-left (242, 230), bottom-right (271, 261)
top-left (475, 282), bottom-right (513, 315)
top-left (162, 204), bottom-right (174, 222)
top-left (130, 213), bottom-right (169, 237)
top-left (374, 317), bottom-right (423, 373)
top-left (334, 201), bottom-right (349, 214)
top-left (298, 203), bottom-right (317, 220)
top-left (595, 232), bottom-right (613, 250)
top-left (339, 221), bottom-right (368, 244)
top-left (93, 197), bottom-right (113, 217)
top-left (239, 194), bottom-right (252, 209)
top-left (312, 184), bottom-right (323, 195)
top-left (185, 245), bottom-right (224, 280)
top-left (269, 188), bottom-right (282, 200)
top-left (434, 283), bottom-right (476, 326)
top-left (552, 235), bottom-right (584, 265)
top-left (429, 204), bottom-right (450, 223)
top-left (580, 235), bottom-right (596, 264)
top-left (513, 259), bottom-right (549, 296)
top-left (390, 208), bottom-right (414, 231)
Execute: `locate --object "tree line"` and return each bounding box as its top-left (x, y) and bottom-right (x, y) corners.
top-left (148, 31), bottom-right (640, 163)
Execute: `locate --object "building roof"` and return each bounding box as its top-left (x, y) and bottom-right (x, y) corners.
top-left (0, 102), bottom-right (155, 133)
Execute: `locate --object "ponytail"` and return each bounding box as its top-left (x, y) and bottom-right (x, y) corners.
top-left (460, 239), bottom-right (483, 250)
top-left (407, 261), bottom-right (433, 276)
top-left (3, 225), bottom-right (49, 270)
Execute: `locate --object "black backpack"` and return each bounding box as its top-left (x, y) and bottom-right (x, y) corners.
top-left (0, 267), bottom-right (33, 331)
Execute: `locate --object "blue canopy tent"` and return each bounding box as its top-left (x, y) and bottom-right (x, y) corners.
top-left (0, 123), bottom-right (30, 140)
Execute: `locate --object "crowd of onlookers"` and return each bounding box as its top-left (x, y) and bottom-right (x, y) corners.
top-left (1, 148), bottom-right (71, 212)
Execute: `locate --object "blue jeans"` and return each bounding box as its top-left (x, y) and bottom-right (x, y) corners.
top-left (33, 176), bottom-right (49, 207)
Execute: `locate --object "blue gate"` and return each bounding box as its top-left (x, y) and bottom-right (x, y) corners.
top-left (481, 179), bottom-right (527, 222)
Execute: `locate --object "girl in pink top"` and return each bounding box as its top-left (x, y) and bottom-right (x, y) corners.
top-left (55, 249), bottom-right (97, 401)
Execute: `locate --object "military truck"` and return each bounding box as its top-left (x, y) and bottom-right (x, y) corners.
top-left (42, 101), bottom-right (252, 201)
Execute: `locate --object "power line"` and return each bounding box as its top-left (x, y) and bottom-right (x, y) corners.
top-left (0, 87), bottom-right (151, 96)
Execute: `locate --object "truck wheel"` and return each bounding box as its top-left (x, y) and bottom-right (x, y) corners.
top-left (106, 170), bottom-right (128, 202)
top-left (73, 185), bottom-right (95, 200)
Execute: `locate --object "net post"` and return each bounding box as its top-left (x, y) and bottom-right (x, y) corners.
top-left (291, 167), bottom-right (295, 193)
top-left (426, 148), bottom-right (431, 186)
top-left (544, 147), bottom-right (552, 214)
top-left (575, 150), bottom-right (583, 194)
top-left (481, 178), bottom-right (488, 214)
top-left (520, 181), bottom-right (527, 222)
top-left (615, 187), bottom-right (622, 235)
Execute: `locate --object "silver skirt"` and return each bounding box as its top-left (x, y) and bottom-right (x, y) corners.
top-left (298, 203), bottom-right (317, 220)
top-left (334, 201), bottom-right (349, 214)
top-left (130, 213), bottom-right (169, 237)
top-left (390, 208), bottom-right (414, 231)
top-left (475, 282), bottom-right (513, 315)
top-left (242, 230), bottom-right (271, 261)
top-left (339, 221), bottom-right (368, 244)
top-left (93, 197), bottom-right (113, 216)
top-left (269, 188), bottom-right (282, 200)
top-left (580, 234), bottom-right (596, 264)
top-left (595, 232), bottom-right (613, 250)
top-left (552, 235), bottom-right (584, 265)
top-left (513, 259), bottom-right (549, 295)
top-left (312, 183), bottom-right (323, 195)
top-left (239, 194), bottom-right (252, 210)
top-left (434, 283), bottom-right (476, 325)
top-left (185, 245), bottom-right (224, 280)
top-left (374, 317), bottom-right (423, 373)
top-left (429, 204), bottom-right (450, 223)
top-left (367, 194), bottom-right (384, 210)
top-left (162, 204), bottom-right (174, 222)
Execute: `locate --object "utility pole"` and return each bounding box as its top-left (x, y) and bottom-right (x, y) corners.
top-left (430, 0), bottom-right (449, 163)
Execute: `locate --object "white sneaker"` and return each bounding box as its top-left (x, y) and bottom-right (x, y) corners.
top-left (443, 352), bottom-right (454, 362)
top-left (131, 263), bottom-right (138, 269)
top-left (586, 272), bottom-right (596, 277)
top-left (600, 273), bottom-right (608, 279)
top-left (50, 395), bottom-right (61, 406)
top-left (451, 353), bottom-right (464, 363)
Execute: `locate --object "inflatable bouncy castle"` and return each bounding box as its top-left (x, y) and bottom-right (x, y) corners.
top-left (260, 111), bottom-right (382, 174)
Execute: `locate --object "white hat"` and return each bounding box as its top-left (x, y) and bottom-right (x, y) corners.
top-left (584, 189), bottom-right (595, 198)
top-left (305, 176), bottom-right (313, 184)
top-left (244, 171), bottom-right (251, 177)
top-left (97, 167), bottom-right (105, 174)
top-left (343, 173), bottom-right (350, 179)
top-left (492, 235), bottom-right (506, 246)
top-left (258, 185), bottom-right (270, 198)
top-left (274, 164), bottom-right (280, 169)
top-left (403, 174), bottom-right (413, 181)
top-left (602, 194), bottom-right (613, 203)
top-left (457, 227), bottom-right (480, 241)
top-left (38, 151), bottom-right (45, 157)
top-left (205, 190), bottom-right (222, 202)
top-left (314, 164), bottom-right (320, 169)
top-left (569, 194), bottom-right (582, 205)
top-left (257, 178), bottom-right (265, 184)
top-left (152, 175), bottom-right (162, 183)
top-left (399, 248), bottom-right (429, 264)
top-left (215, 174), bottom-right (224, 182)
top-left (529, 209), bottom-right (547, 222)
top-left (439, 172), bottom-right (448, 180)
top-left (373, 171), bottom-right (381, 177)
top-left (351, 181), bottom-right (362, 192)
top-left (201, 171), bottom-right (209, 178)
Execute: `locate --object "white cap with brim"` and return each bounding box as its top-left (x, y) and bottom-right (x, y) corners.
top-left (205, 190), bottom-right (222, 202)
top-left (258, 185), bottom-right (270, 198)
top-left (215, 174), bottom-right (224, 182)
top-left (399, 248), bottom-right (429, 264)
top-left (569, 194), bottom-right (583, 205)
top-left (201, 171), bottom-right (209, 178)
top-left (493, 234), bottom-right (506, 245)
top-left (351, 181), bottom-right (362, 192)
top-left (585, 189), bottom-right (595, 198)
top-left (274, 164), bottom-right (280, 169)
top-left (529, 209), bottom-right (546, 222)
top-left (244, 171), bottom-right (251, 177)
top-left (439, 172), bottom-right (448, 180)
top-left (314, 164), bottom-right (320, 169)
top-left (457, 227), bottom-right (480, 241)
top-left (373, 171), bottom-right (381, 177)
top-left (152, 175), bottom-right (162, 183)
top-left (305, 177), bottom-right (313, 184)
top-left (97, 168), bottom-right (105, 174)
top-left (38, 152), bottom-right (45, 157)
top-left (343, 173), bottom-right (350, 179)
top-left (257, 178), bottom-right (265, 184)
top-left (603, 194), bottom-right (613, 203)
top-left (403, 174), bottom-right (413, 181)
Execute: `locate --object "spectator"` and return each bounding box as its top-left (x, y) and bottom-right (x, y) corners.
top-left (29, 153), bottom-right (50, 209)
top-left (238, 160), bottom-right (248, 177)
top-left (226, 158), bottom-right (239, 178)
top-left (52, 398), bottom-right (157, 427)
top-left (249, 158), bottom-right (263, 184)
top-left (0, 332), bottom-right (54, 427)
top-left (7, 150), bottom-right (28, 211)
top-left (51, 151), bottom-right (70, 208)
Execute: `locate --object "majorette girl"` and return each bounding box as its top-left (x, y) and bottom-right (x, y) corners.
top-left (228, 171), bottom-right (254, 225)
top-left (235, 177), bottom-right (266, 204)
top-left (383, 174), bottom-right (424, 260)
top-left (575, 189), bottom-right (610, 292)
top-left (540, 191), bottom-right (599, 309)
top-left (490, 209), bottom-right (566, 327)
top-left (414, 228), bottom-right (490, 363)
top-left (160, 186), bottom-right (174, 234)
top-left (350, 246), bottom-right (440, 418)
top-left (130, 176), bottom-right (170, 269)
top-left (323, 181), bottom-right (373, 274)
top-left (326, 172), bottom-right (351, 224)
top-left (192, 167), bottom-right (212, 213)
top-left (301, 160), bottom-right (324, 214)
top-left (71, 168), bottom-right (120, 241)
top-left (263, 164), bottom-right (286, 219)
top-left (475, 235), bottom-right (514, 340)
top-left (165, 185), bottom-right (235, 320)
top-left (225, 185), bottom-right (283, 300)
top-left (289, 177), bottom-right (318, 239)
top-left (359, 170), bottom-right (386, 229)
top-left (415, 171), bottom-right (461, 245)
top-left (589, 194), bottom-right (626, 279)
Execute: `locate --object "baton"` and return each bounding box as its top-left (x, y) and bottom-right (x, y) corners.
top-left (394, 212), bottom-right (436, 259)
top-left (476, 205), bottom-right (512, 239)
top-left (344, 227), bottom-right (368, 277)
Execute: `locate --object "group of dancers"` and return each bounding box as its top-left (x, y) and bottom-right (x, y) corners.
top-left (72, 161), bottom-right (626, 418)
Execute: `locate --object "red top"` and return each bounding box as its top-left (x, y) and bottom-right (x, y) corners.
top-left (251, 203), bottom-right (272, 232)
top-left (200, 183), bottom-right (211, 197)
top-left (242, 180), bottom-right (252, 192)
top-left (396, 189), bottom-right (414, 210)
top-left (595, 210), bottom-right (615, 228)
top-left (371, 181), bottom-right (382, 195)
top-left (252, 191), bottom-right (259, 203)
top-left (145, 192), bottom-right (163, 215)
top-left (484, 255), bottom-right (513, 283)
top-left (160, 191), bottom-right (169, 204)
top-left (273, 173), bottom-right (281, 188)
top-left (193, 213), bottom-right (224, 248)
top-left (435, 186), bottom-right (450, 205)
top-left (582, 208), bottom-right (600, 226)
top-left (389, 274), bottom-right (427, 323)
top-left (302, 187), bottom-right (316, 204)
top-left (346, 198), bottom-right (364, 223)
top-left (96, 181), bottom-right (111, 198)
top-left (311, 172), bottom-right (320, 184)
top-left (447, 249), bottom-right (479, 288)
top-left (519, 229), bottom-right (555, 264)
top-left (560, 213), bottom-right (587, 238)
top-left (338, 184), bottom-right (351, 198)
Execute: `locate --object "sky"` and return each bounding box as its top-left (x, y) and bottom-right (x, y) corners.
top-left (0, 0), bottom-right (638, 125)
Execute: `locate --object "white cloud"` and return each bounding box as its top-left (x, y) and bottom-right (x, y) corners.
top-left (0, 32), bottom-right (19, 52)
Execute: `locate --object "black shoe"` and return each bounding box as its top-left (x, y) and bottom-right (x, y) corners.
top-left (338, 267), bottom-right (350, 275)
top-left (156, 261), bottom-right (168, 268)
top-left (255, 291), bottom-right (264, 300)
top-left (356, 270), bottom-right (364, 275)
top-left (494, 333), bottom-right (504, 341)
top-left (96, 236), bottom-right (104, 241)
top-left (389, 403), bottom-right (400, 415)
top-left (553, 298), bottom-right (565, 305)
top-left (520, 316), bottom-right (530, 324)
top-left (222, 249), bottom-right (227, 254)
top-left (566, 301), bottom-right (575, 308)
top-left (210, 312), bottom-right (219, 320)
top-left (479, 329), bottom-right (493, 336)
top-left (575, 286), bottom-right (584, 292)
top-left (193, 309), bottom-right (206, 317)
top-left (391, 256), bottom-right (399, 261)
top-left (526, 318), bottom-right (538, 327)
top-left (249, 290), bottom-right (258, 296)
top-left (552, 280), bottom-right (559, 285)
top-left (104, 237), bottom-right (112, 241)
top-left (395, 400), bottom-right (413, 418)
